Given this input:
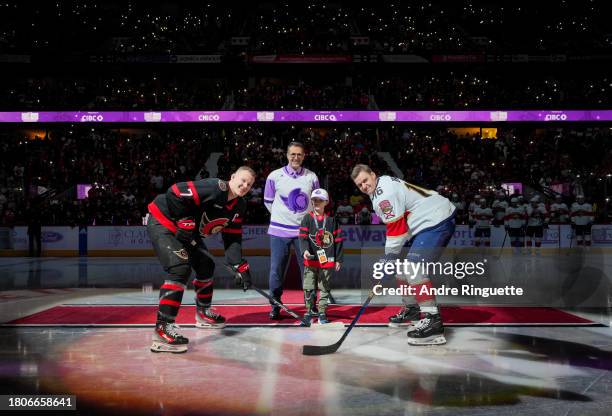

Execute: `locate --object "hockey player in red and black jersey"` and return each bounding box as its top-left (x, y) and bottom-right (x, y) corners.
top-left (147, 166), bottom-right (256, 353)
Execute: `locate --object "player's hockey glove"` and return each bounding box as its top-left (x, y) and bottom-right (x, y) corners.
top-left (175, 217), bottom-right (196, 245)
top-left (231, 260), bottom-right (252, 291)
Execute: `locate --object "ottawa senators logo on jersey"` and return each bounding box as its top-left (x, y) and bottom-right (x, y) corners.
top-left (199, 212), bottom-right (229, 236)
top-left (309, 229), bottom-right (333, 249)
top-left (173, 249), bottom-right (189, 260)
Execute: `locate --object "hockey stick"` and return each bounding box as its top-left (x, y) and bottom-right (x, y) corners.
top-left (249, 285), bottom-right (312, 327)
top-left (302, 289), bottom-right (375, 356)
top-left (196, 246), bottom-right (311, 327)
top-left (494, 229), bottom-right (508, 260)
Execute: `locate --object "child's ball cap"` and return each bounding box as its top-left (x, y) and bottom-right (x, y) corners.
top-left (311, 188), bottom-right (329, 201)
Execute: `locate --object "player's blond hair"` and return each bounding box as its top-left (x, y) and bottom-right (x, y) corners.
top-left (235, 166), bottom-right (256, 177)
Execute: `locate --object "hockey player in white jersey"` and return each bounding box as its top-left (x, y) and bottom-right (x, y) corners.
top-left (468, 194), bottom-right (481, 218)
top-left (505, 198), bottom-right (526, 253)
top-left (525, 196), bottom-right (548, 254)
top-left (450, 193), bottom-right (467, 224)
top-left (491, 193), bottom-right (508, 227)
top-left (571, 195), bottom-right (594, 246)
top-left (550, 194), bottom-right (569, 248)
top-left (471, 198), bottom-right (493, 248)
top-left (550, 195), bottom-right (569, 224)
top-left (518, 195), bottom-right (528, 213)
top-left (351, 164), bottom-right (456, 346)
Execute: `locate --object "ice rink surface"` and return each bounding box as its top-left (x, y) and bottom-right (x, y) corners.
top-left (0, 257), bottom-right (610, 415)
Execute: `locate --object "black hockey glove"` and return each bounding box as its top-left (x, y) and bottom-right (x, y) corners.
top-left (232, 260), bottom-right (252, 291)
top-left (175, 217), bottom-right (196, 245)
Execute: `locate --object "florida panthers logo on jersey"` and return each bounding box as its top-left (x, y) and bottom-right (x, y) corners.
top-left (378, 199), bottom-right (395, 219)
top-left (309, 229), bottom-right (334, 249)
top-left (199, 212), bottom-right (229, 236)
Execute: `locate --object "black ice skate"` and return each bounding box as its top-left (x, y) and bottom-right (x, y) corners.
top-left (406, 313), bottom-right (446, 345)
top-left (150, 321), bottom-right (189, 353)
top-left (195, 307), bottom-right (226, 328)
top-left (388, 305), bottom-right (421, 328)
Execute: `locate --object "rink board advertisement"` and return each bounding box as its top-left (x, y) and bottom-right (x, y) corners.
top-left (5, 224), bottom-right (612, 253)
top-left (9, 227), bottom-right (80, 252)
top-left (4, 225), bottom-right (612, 307)
top-left (86, 227), bottom-right (152, 250)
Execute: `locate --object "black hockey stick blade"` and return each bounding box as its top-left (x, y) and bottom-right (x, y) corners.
top-left (302, 290), bottom-right (375, 356)
top-left (197, 245), bottom-right (311, 327)
top-left (302, 339), bottom-right (342, 356)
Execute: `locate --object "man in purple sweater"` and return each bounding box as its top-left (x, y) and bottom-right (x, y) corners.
top-left (264, 142), bottom-right (319, 319)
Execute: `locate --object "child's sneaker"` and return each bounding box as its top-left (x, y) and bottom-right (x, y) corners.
top-left (301, 312), bottom-right (313, 326)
